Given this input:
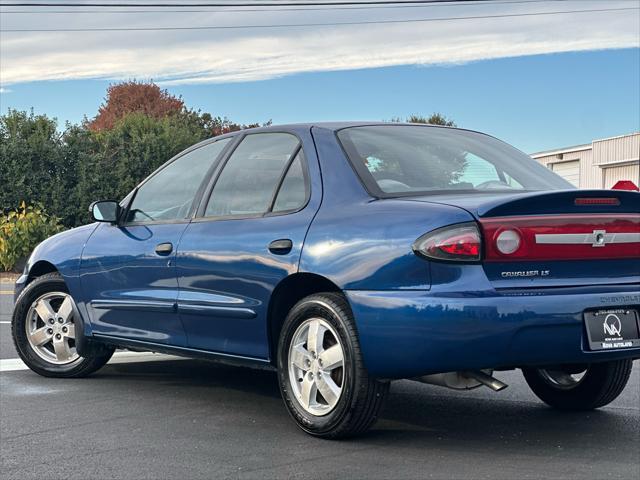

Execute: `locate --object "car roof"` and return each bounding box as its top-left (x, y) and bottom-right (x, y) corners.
top-left (204, 121), bottom-right (460, 143)
top-left (199, 121), bottom-right (494, 149)
top-left (251, 121), bottom-right (456, 132)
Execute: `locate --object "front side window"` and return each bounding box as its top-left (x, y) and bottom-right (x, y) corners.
top-left (205, 133), bottom-right (300, 217)
top-left (337, 125), bottom-right (572, 195)
top-left (126, 138), bottom-right (231, 223)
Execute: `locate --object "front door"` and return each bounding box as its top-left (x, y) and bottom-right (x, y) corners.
top-left (176, 131), bottom-right (321, 359)
top-left (81, 137), bottom-right (233, 345)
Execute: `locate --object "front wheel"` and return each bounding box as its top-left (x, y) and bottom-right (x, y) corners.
top-left (12, 273), bottom-right (115, 378)
top-left (277, 293), bottom-right (389, 439)
top-left (522, 360), bottom-right (633, 410)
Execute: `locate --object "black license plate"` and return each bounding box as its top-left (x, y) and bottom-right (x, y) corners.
top-left (585, 309), bottom-right (640, 351)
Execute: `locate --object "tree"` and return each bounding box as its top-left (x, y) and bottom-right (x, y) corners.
top-left (74, 112), bottom-right (212, 223)
top-left (392, 113), bottom-right (456, 126)
top-left (186, 110), bottom-right (272, 137)
top-left (87, 80), bottom-right (185, 132)
top-left (1, 80), bottom-right (268, 228)
top-left (0, 110), bottom-right (82, 226)
top-left (406, 113), bottom-right (456, 127)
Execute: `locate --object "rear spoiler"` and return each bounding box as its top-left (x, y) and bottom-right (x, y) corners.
top-left (477, 190), bottom-right (640, 217)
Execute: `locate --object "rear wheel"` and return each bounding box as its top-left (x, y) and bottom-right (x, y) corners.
top-left (12, 273), bottom-right (114, 378)
top-left (522, 360), bottom-right (633, 410)
top-left (277, 293), bottom-right (389, 438)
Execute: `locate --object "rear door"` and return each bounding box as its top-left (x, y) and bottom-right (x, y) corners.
top-left (81, 138), bottom-right (233, 345)
top-left (175, 130), bottom-right (322, 359)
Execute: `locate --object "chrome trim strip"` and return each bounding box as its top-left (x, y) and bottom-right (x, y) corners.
top-left (535, 232), bottom-right (640, 245)
top-left (90, 299), bottom-right (175, 313)
top-left (177, 303), bottom-right (257, 319)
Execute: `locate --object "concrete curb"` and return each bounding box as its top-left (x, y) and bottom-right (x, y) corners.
top-left (0, 273), bottom-right (19, 284)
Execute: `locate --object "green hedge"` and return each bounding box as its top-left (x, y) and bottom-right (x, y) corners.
top-left (1, 109), bottom-right (213, 228)
top-left (0, 203), bottom-right (63, 272)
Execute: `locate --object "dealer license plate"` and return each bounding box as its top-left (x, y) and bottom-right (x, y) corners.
top-left (585, 309), bottom-right (640, 351)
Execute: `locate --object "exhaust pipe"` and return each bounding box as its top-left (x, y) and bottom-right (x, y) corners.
top-left (462, 370), bottom-right (508, 392)
top-left (415, 370), bottom-right (508, 392)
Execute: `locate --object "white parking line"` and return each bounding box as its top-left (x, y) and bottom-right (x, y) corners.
top-left (0, 321), bottom-right (11, 324)
top-left (0, 351), bottom-right (182, 373)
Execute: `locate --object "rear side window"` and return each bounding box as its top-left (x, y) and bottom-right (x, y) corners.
top-left (273, 151), bottom-right (307, 213)
top-left (126, 138), bottom-right (231, 223)
top-left (205, 133), bottom-right (301, 217)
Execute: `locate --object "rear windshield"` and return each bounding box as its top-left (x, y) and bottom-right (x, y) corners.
top-left (337, 125), bottom-right (572, 195)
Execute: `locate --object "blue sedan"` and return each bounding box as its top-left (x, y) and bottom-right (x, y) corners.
top-left (12, 123), bottom-right (640, 438)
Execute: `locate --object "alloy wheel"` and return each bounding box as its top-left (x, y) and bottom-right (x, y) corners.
top-left (25, 291), bottom-right (80, 365)
top-left (288, 317), bottom-right (345, 416)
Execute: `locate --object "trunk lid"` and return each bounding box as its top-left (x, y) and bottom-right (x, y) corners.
top-left (400, 190), bottom-right (640, 288)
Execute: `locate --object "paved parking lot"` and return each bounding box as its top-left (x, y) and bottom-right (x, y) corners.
top-left (1, 280), bottom-right (639, 480)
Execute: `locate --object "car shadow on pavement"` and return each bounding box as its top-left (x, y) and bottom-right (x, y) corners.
top-left (97, 358), bottom-right (638, 452)
top-left (5, 357), bottom-right (637, 479)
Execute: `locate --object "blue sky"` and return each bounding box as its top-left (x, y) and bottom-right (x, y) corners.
top-left (2, 48), bottom-right (638, 153)
top-left (1, 0), bottom-right (639, 153)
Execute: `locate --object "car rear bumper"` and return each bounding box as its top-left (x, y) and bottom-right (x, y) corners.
top-left (346, 285), bottom-right (640, 379)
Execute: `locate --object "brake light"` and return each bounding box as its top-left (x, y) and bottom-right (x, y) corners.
top-left (574, 197), bottom-right (620, 206)
top-left (413, 223), bottom-right (481, 262)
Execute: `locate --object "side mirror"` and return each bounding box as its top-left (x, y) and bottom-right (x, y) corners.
top-left (90, 201), bottom-right (120, 224)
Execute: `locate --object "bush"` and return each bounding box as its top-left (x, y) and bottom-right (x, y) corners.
top-left (0, 203), bottom-right (63, 272)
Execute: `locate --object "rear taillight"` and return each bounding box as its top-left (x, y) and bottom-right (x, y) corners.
top-left (413, 223), bottom-right (481, 262)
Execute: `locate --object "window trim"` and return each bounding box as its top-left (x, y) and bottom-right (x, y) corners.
top-left (118, 135), bottom-right (237, 227)
top-left (194, 131), bottom-right (311, 222)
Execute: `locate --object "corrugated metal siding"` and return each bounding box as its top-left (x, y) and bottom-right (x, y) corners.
top-left (533, 148), bottom-right (600, 188)
top-left (551, 160), bottom-right (580, 186)
top-left (603, 164), bottom-right (640, 188)
top-left (532, 133), bottom-right (639, 189)
top-left (578, 149), bottom-right (601, 188)
top-left (593, 134), bottom-right (640, 166)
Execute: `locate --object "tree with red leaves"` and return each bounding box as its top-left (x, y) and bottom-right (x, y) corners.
top-left (88, 80), bottom-right (185, 132)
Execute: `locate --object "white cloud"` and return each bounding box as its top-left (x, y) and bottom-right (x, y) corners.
top-left (0, 1), bottom-right (638, 86)
top-left (0, 88), bottom-right (11, 94)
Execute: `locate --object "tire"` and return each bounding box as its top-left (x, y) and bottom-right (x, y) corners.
top-left (12, 272), bottom-right (115, 378)
top-left (277, 292), bottom-right (389, 439)
top-left (522, 360), bottom-right (633, 410)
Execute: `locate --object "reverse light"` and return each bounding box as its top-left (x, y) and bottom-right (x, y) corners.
top-left (495, 229), bottom-right (521, 255)
top-left (413, 223), bottom-right (481, 262)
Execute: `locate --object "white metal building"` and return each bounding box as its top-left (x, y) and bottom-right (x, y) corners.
top-left (531, 132), bottom-right (640, 189)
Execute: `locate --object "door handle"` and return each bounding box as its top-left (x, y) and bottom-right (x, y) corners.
top-left (155, 242), bottom-right (173, 256)
top-left (268, 239), bottom-right (293, 255)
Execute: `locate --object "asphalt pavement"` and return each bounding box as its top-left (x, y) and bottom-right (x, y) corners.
top-left (1, 276), bottom-right (17, 359)
top-left (1, 280), bottom-right (639, 480)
